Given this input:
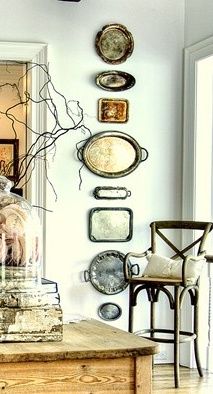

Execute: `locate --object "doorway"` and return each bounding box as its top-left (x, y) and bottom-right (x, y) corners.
top-left (0, 61), bottom-right (28, 194)
top-left (0, 41), bottom-right (47, 275)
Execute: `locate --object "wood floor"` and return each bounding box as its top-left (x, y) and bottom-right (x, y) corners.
top-left (152, 365), bottom-right (213, 393)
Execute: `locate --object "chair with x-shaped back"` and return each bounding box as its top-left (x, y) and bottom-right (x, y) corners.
top-left (124, 220), bottom-right (213, 388)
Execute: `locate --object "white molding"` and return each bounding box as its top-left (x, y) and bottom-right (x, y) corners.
top-left (0, 41), bottom-right (48, 275)
top-left (0, 42), bottom-right (47, 62)
top-left (183, 36), bottom-right (213, 220)
top-left (207, 267), bottom-right (213, 371)
top-left (185, 36), bottom-right (213, 60)
top-left (182, 48), bottom-right (196, 219)
top-left (182, 36), bottom-right (213, 370)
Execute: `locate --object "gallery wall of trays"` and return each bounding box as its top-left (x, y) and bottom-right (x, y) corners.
top-left (78, 23), bottom-right (149, 323)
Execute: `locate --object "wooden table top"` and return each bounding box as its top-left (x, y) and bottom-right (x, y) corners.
top-left (206, 255), bottom-right (213, 262)
top-left (0, 319), bottom-right (158, 363)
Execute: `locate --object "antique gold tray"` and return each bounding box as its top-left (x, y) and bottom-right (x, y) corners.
top-left (98, 98), bottom-right (129, 123)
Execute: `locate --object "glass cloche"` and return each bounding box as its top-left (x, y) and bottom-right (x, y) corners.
top-left (0, 176), bottom-right (42, 292)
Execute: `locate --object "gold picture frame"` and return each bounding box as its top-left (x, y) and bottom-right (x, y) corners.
top-left (98, 98), bottom-right (129, 123)
top-left (0, 139), bottom-right (19, 182)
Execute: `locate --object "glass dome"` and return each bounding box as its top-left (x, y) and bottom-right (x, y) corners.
top-left (0, 176), bottom-right (42, 292)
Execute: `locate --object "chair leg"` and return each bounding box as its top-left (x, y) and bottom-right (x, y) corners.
top-left (150, 300), bottom-right (155, 369)
top-left (128, 283), bottom-right (134, 333)
top-left (150, 300), bottom-right (155, 339)
top-left (194, 291), bottom-right (203, 377)
top-left (174, 286), bottom-right (180, 388)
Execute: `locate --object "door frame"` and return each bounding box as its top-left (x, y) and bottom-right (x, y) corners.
top-left (0, 41), bottom-right (48, 274)
top-left (183, 36), bottom-right (213, 219)
top-left (183, 36), bottom-right (213, 369)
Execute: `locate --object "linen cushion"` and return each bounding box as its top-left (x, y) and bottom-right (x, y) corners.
top-left (142, 253), bottom-right (205, 283)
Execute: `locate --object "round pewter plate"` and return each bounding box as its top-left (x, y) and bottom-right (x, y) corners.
top-left (98, 303), bottom-right (122, 321)
top-left (95, 24), bottom-right (134, 64)
top-left (84, 250), bottom-right (128, 295)
top-left (79, 131), bottom-right (148, 178)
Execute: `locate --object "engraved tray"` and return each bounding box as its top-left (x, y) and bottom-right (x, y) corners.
top-left (98, 302), bottom-right (122, 321)
top-left (89, 207), bottom-right (133, 242)
top-left (93, 186), bottom-right (131, 200)
top-left (77, 131), bottom-right (148, 178)
top-left (95, 71), bottom-right (135, 91)
top-left (84, 250), bottom-right (128, 295)
top-left (95, 23), bottom-right (134, 64)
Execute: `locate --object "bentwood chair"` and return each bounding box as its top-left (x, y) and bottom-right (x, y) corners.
top-left (124, 221), bottom-right (213, 388)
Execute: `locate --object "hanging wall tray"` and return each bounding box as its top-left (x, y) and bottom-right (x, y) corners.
top-left (95, 24), bottom-right (134, 64)
top-left (84, 250), bottom-right (128, 295)
top-left (98, 302), bottom-right (122, 321)
top-left (95, 71), bottom-right (136, 92)
top-left (93, 186), bottom-right (131, 200)
top-left (77, 131), bottom-right (148, 178)
top-left (89, 207), bottom-right (133, 242)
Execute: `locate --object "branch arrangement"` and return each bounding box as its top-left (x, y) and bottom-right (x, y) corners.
top-left (0, 61), bottom-right (90, 195)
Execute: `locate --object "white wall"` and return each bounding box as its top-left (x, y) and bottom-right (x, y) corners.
top-left (185, 0), bottom-right (213, 46)
top-left (0, 0), bottom-right (184, 333)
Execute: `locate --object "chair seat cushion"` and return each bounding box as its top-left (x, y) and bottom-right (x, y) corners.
top-left (142, 253), bottom-right (205, 283)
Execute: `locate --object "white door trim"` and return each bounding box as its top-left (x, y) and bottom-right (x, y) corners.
top-left (0, 41), bottom-right (48, 275)
top-left (183, 36), bottom-right (213, 220)
top-left (183, 36), bottom-right (213, 369)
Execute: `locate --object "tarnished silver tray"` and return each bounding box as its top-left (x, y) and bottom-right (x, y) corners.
top-left (95, 71), bottom-right (135, 91)
top-left (98, 302), bottom-right (122, 321)
top-left (89, 207), bottom-right (133, 242)
top-left (77, 131), bottom-right (148, 178)
top-left (84, 250), bottom-right (128, 295)
top-left (95, 23), bottom-right (134, 64)
top-left (93, 186), bottom-right (131, 200)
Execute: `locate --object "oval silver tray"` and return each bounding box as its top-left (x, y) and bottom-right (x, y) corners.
top-left (95, 23), bottom-right (134, 64)
top-left (98, 302), bottom-right (122, 321)
top-left (77, 131), bottom-right (148, 178)
top-left (95, 71), bottom-right (135, 91)
top-left (84, 250), bottom-right (128, 295)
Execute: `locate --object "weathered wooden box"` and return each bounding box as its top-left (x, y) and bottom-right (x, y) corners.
top-left (0, 279), bottom-right (63, 342)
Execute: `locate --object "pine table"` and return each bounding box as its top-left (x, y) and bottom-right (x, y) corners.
top-left (0, 318), bottom-right (158, 393)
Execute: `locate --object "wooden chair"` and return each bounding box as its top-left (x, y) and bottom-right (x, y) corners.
top-left (124, 221), bottom-right (213, 388)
